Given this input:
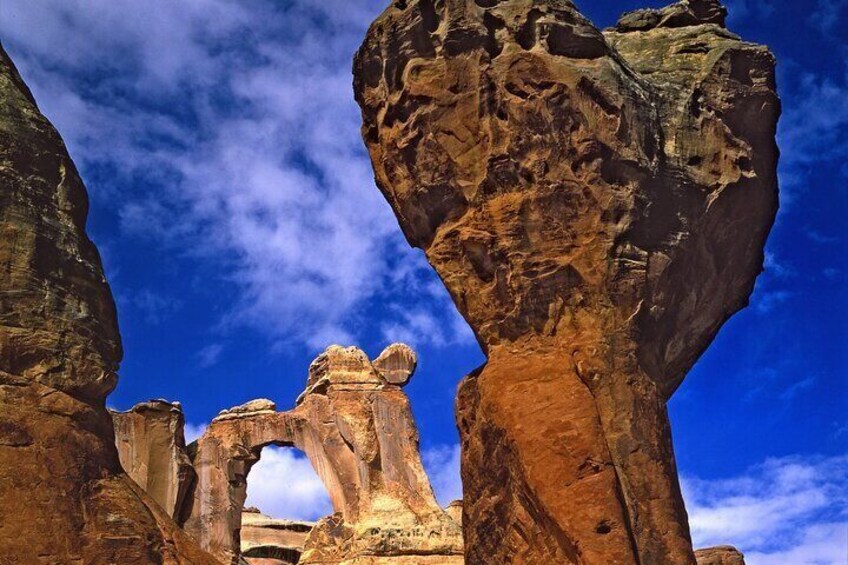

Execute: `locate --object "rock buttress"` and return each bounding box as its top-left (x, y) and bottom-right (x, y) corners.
top-left (112, 400), bottom-right (198, 524)
top-left (0, 42), bottom-right (217, 564)
top-left (353, 1), bottom-right (779, 563)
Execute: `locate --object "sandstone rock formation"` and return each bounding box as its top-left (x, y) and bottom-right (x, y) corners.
top-left (695, 546), bottom-right (746, 565)
top-left (445, 500), bottom-right (463, 525)
top-left (0, 42), bottom-right (218, 564)
top-left (354, 1), bottom-right (779, 563)
top-left (112, 400), bottom-right (197, 523)
top-left (181, 344), bottom-right (462, 565)
top-left (240, 508), bottom-right (314, 565)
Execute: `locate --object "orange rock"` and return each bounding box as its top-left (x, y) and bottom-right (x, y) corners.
top-left (354, 1), bottom-right (779, 563)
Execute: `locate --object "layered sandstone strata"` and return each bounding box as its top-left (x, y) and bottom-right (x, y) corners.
top-left (181, 344), bottom-right (463, 565)
top-left (240, 508), bottom-right (314, 565)
top-left (112, 400), bottom-right (197, 523)
top-left (0, 42), bottom-right (217, 564)
top-left (354, 0), bottom-right (779, 563)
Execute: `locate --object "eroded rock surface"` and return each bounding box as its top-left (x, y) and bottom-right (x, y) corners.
top-left (354, 1), bottom-right (779, 563)
top-left (695, 546), bottom-right (746, 565)
top-left (112, 400), bottom-right (197, 523)
top-left (240, 508), bottom-right (314, 565)
top-left (183, 344), bottom-right (463, 565)
top-left (0, 42), bottom-right (217, 564)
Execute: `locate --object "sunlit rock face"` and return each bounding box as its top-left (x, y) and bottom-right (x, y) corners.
top-left (240, 508), bottom-right (314, 565)
top-left (179, 344), bottom-right (463, 565)
top-left (112, 400), bottom-right (197, 524)
top-left (695, 545), bottom-right (747, 565)
top-left (353, 0), bottom-right (779, 563)
top-left (0, 43), bottom-right (218, 564)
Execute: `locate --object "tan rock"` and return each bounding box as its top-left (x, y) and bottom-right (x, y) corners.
top-left (695, 546), bottom-right (746, 565)
top-left (240, 509), bottom-right (314, 565)
top-left (112, 400), bottom-right (197, 523)
top-left (445, 500), bottom-right (463, 525)
top-left (354, 1), bottom-right (779, 564)
top-left (184, 344), bottom-right (463, 565)
top-left (216, 398), bottom-right (278, 420)
top-left (373, 343), bottom-right (418, 386)
top-left (0, 42), bottom-right (217, 564)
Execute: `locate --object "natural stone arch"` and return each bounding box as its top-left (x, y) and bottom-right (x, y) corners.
top-left (183, 345), bottom-right (463, 565)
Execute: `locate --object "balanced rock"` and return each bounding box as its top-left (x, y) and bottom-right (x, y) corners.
top-left (112, 400), bottom-right (197, 523)
top-left (354, 1), bottom-right (779, 564)
top-left (373, 343), bottom-right (418, 385)
top-left (0, 42), bottom-right (217, 564)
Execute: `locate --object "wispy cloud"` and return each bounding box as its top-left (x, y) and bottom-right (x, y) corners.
top-left (725, 0), bottom-right (776, 26)
top-left (422, 444), bottom-right (463, 507)
top-left (763, 251), bottom-right (794, 280)
top-left (196, 343), bottom-right (224, 369)
top-left (0, 0), bottom-right (468, 351)
top-left (753, 289), bottom-right (793, 314)
top-left (809, 0), bottom-right (848, 34)
top-left (129, 289), bottom-right (183, 325)
top-left (777, 59), bottom-right (848, 208)
top-left (684, 454), bottom-right (848, 564)
top-left (183, 422), bottom-right (207, 445)
top-left (245, 446), bottom-right (333, 521)
top-left (805, 229), bottom-right (839, 245)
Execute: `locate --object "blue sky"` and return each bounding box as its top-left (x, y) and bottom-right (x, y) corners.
top-left (1, 1), bottom-right (846, 563)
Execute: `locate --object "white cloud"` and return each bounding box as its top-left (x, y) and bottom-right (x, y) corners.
top-left (684, 455), bottom-right (848, 564)
top-left (422, 444), bottom-right (463, 507)
top-left (780, 71), bottom-right (848, 168)
top-left (753, 289), bottom-right (793, 314)
top-left (245, 446), bottom-right (333, 522)
top-left (0, 0), bottom-right (467, 350)
top-left (183, 422), bottom-right (207, 444)
top-left (775, 61), bottom-right (848, 208)
top-left (746, 522), bottom-right (848, 565)
top-left (196, 343), bottom-right (224, 368)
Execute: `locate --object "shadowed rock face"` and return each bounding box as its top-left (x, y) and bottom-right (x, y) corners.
top-left (0, 42), bottom-right (217, 564)
top-left (353, 0), bottom-right (779, 563)
top-left (181, 344), bottom-right (462, 565)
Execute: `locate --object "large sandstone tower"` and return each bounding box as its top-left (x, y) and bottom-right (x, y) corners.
top-left (0, 42), bottom-right (217, 564)
top-left (353, 0), bottom-right (780, 563)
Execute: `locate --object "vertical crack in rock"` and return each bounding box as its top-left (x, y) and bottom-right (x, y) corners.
top-left (353, 0), bottom-right (779, 563)
top-left (0, 42), bottom-right (218, 563)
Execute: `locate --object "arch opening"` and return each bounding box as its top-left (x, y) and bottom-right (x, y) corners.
top-left (240, 444), bottom-right (333, 565)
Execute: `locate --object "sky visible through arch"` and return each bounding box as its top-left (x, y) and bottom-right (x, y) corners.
top-left (1, 0), bottom-right (846, 562)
